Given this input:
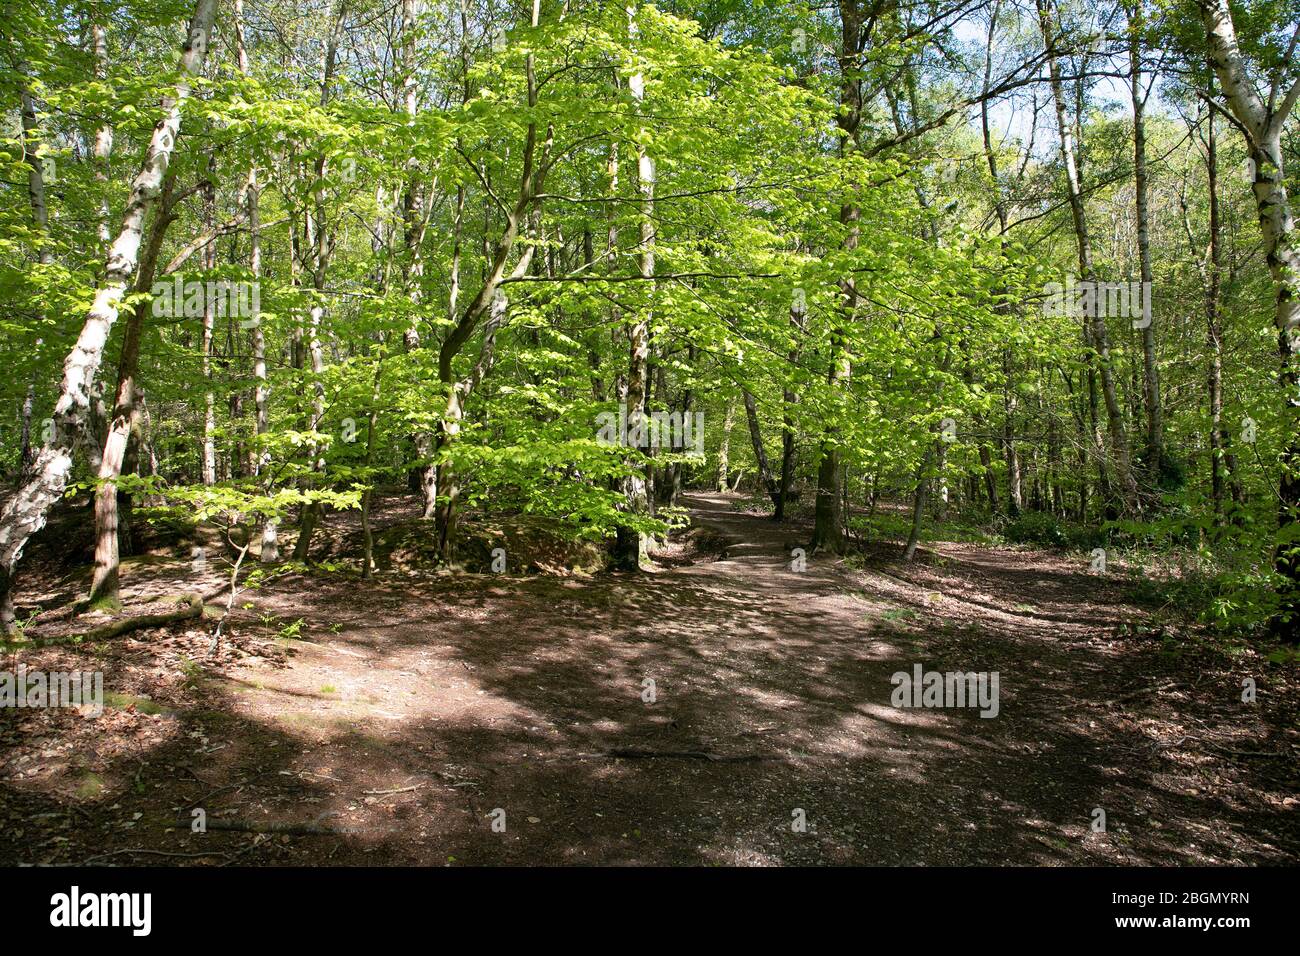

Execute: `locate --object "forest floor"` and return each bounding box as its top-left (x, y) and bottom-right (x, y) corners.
top-left (2, 491), bottom-right (1298, 865)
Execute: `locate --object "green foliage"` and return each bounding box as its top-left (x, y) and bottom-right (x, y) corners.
top-left (1003, 513), bottom-right (1068, 549)
top-left (0, 0), bottom-right (1296, 636)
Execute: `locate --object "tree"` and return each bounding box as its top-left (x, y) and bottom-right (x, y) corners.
top-left (0, 0), bottom-right (218, 633)
top-left (1197, 0), bottom-right (1300, 637)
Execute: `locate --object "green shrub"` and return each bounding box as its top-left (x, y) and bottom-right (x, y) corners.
top-left (1003, 512), bottom-right (1067, 548)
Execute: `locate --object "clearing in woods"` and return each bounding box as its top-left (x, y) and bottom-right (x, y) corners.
top-left (1, 492), bottom-right (1297, 865)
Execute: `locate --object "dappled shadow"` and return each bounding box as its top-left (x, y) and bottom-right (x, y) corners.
top-left (2, 492), bottom-right (1297, 865)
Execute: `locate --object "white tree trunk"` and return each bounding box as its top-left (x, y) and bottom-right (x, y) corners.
top-left (232, 0), bottom-right (276, 561)
top-left (92, 17), bottom-right (114, 246)
top-left (0, 0), bottom-right (217, 633)
top-left (201, 178), bottom-right (217, 487)
top-left (615, 2), bottom-right (653, 569)
top-left (1198, 0), bottom-right (1300, 635)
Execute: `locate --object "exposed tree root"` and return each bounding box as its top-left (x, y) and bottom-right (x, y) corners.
top-left (16, 593), bottom-right (204, 647)
top-left (26, 580), bottom-right (228, 626)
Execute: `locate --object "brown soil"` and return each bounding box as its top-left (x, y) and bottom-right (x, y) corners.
top-left (2, 491), bottom-right (1297, 865)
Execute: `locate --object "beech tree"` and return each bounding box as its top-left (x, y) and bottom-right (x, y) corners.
top-left (1, 0), bottom-right (1298, 639)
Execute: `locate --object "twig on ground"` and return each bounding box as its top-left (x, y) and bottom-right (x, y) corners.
top-left (362, 784), bottom-right (423, 795)
top-left (601, 748), bottom-right (775, 763)
top-left (1102, 679), bottom-right (1178, 706)
top-left (80, 848), bottom-right (232, 865)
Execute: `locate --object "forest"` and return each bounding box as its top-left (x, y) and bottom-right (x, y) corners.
top-left (0, 0), bottom-right (1298, 868)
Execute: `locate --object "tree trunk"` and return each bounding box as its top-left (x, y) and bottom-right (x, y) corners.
top-left (360, 357), bottom-right (383, 579)
top-left (430, 0), bottom-right (545, 561)
top-left (1201, 102), bottom-right (1243, 514)
top-left (53, 26), bottom-right (140, 605)
top-left (292, 0), bottom-right (347, 562)
top-left (1003, 349), bottom-right (1023, 517)
top-left (742, 388), bottom-right (777, 504)
top-left (1129, 0), bottom-right (1162, 476)
top-left (904, 444), bottom-right (936, 562)
top-left (777, 299), bottom-right (805, 520)
top-left (434, 289), bottom-right (508, 560)
top-left (17, 65), bottom-right (53, 481)
top-left (88, 176), bottom-right (180, 604)
top-left (0, 0), bottom-right (217, 634)
top-left (231, 0), bottom-right (277, 561)
top-left (716, 396), bottom-right (735, 491)
top-left (200, 169), bottom-right (217, 487)
top-left (1038, 0), bottom-right (1139, 513)
top-left (614, 3), bottom-right (653, 570)
top-left (1199, 0), bottom-right (1300, 636)
top-left (292, 301), bottom-right (328, 561)
top-left (399, 0), bottom-right (439, 518)
top-left (91, 15), bottom-right (113, 247)
top-left (811, 0), bottom-right (863, 556)
top-left (19, 386), bottom-right (36, 473)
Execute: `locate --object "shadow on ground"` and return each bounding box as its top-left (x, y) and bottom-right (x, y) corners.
top-left (2, 492), bottom-right (1297, 865)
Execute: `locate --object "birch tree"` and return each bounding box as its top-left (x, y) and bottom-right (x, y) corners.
top-left (0, 0), bottom-right (218, 633)
top-left (1197, 0), bottom-right (1300, 635)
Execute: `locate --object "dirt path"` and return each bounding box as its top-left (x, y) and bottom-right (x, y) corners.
top-left (3, 492), bottom-right (1297, 865)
